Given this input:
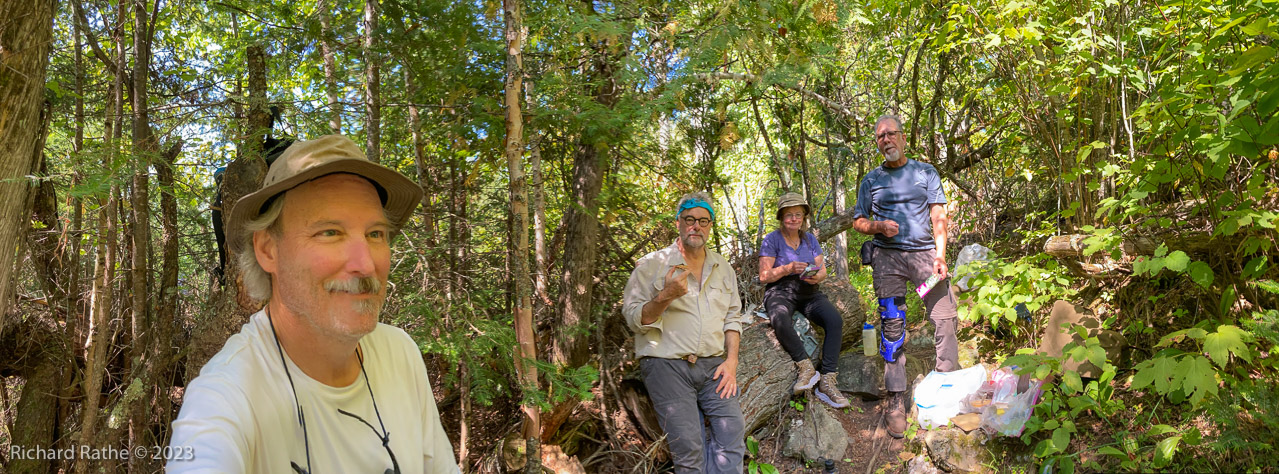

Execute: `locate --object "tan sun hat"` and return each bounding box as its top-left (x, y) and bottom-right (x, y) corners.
top-left (227, 135), bottom-right (423, 251)
top-left (775, 192), bottom-right (810, 220)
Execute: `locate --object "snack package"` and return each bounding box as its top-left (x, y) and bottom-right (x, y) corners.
top-left (916, 273), bottom-right (942, 298)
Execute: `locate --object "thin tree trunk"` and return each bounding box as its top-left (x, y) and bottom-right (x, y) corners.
top-left (76, 185), bottom-right (117, 474)
top-left (407, 69), bottom-right (438, 293)
top-left (546, 0), bottom-right (620, 440)
top-left (504, 0), bottom-right (541, 469)
top-left (363, 0), bottom-right (381, 163)
top-left (70, 1), bottom-right (86, 349)
top-left (531, 136), bottom-right (550, 306)
top-left (0, 0), bottom-right (57, 339)
top-left (129, 0), bottom-right (154, 379)
top-left (77, 9), bottom-right (129, 466)
top-left (319, 0), bottom-right (341, 133)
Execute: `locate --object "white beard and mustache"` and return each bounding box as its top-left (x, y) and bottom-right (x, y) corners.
top-left (326, 276), bottom-right (384, 315)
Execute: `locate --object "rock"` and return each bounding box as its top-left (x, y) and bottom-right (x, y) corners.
top-left (922, 427), bottom-right (991, 473)
top-left (782, 401), bottom-right (849, 463)
top-left (903, 334), bottom-right (937, 386)
top-left (907, 455), bottom-right (945, 474)
top-left (835, 352), bottom-right (884, 399)
top-left (1040, 300), bottom-right (1127, 381)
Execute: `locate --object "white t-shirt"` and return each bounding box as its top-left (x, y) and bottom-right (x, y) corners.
top-left (167, 310), bottom-right (460, 473)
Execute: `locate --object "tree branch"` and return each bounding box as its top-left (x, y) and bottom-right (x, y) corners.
top-left (73, 2), bottom-right (121, 77)
top-left (694, 71), bottom-right (861, 122)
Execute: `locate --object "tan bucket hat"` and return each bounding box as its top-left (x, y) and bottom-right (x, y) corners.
top-left (227, 135), bottom-right (423, 251)
top-left (776, 192), bottom-right (810, 220)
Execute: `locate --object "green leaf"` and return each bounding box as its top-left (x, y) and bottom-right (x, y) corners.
top-left (1052, 427), bottom-right (1072, 452)
top-left (1153, 243), bottom-right (1169, 257)
top-left (1241, 17), bottom-right (1272, 36)
top-left (1097, 446), bottom-right (1126, 458)
top-left (1180, 355), bottom-right (1219, 406)
top-left (1148, 424), bottom-right (1178, 437)
top-left (1244, 256), bottom-right (1268, 279)
top-left (762, 464), bottom-right (780, 474)
top-left (1087, 345), bottom-right (1107, 368)
top-left (1165, 251), bottom-right (1189, 272)
top-left (1204, 325), bottom-right (1254, 366)
top-left (1230, 45), bottom-right (1276, 76)
top-left (1063, 370), bottom-right (1084, 394)
top-left (1255, 280), bottom-right (1279, 295)
top-left (1154, 436), bottom-right (1182, 468)
top-left (1187, 261), bottom-right (1215, 288)
top-left (1221, 286), bottom-right (1239, 315)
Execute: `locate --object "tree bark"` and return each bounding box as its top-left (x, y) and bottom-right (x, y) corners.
top-left (363, 0), bottom-right (381, 163)
top-left (503, 0), bottom-right (542, 470)
top-left (76, 186), bottom-right (118, 474)
top-left (531, 136), bottom-right (550, 306)
top-left (546, 0), bottom-right (622, 440)
top-left (406, 69), bottom-right (438, 293)
top-left (0, 0), bottom-right (57, 339)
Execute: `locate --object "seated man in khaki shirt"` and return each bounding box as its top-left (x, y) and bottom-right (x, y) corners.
top-left (622, 192), bottom-right (750, 474)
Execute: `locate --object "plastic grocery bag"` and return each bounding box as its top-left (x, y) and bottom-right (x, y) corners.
top-left (980, 379), bottom-right (1044, 436)
top-left (914, 365), bottom-right (988, 429)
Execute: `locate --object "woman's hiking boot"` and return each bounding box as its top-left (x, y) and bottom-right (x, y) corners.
top-left (793, 359), bottom-right (819, 394)
top-left (815, 373), bottom-right (850, 408)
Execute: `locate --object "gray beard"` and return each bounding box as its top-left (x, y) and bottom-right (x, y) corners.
top-left (882, 148), bottom-right (902, 163)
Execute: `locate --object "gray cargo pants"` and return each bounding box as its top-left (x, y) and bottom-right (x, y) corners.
top-left (640, 356), bottom-right (745, 474)
top-left (872, 246), bottom-right (961, 393)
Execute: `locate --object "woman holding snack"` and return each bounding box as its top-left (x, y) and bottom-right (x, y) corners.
top-left (758, 192), bottom-right (849, 408)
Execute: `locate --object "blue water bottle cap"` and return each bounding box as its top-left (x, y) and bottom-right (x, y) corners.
top-left (863, 323), bottom-right (874, 329)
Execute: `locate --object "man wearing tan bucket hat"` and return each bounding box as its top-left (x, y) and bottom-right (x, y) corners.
top-left (168, 135), bottom-right (460, 473)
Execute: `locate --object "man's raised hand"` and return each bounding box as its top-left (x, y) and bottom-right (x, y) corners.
top-left (659, 265), bottom-right (691, 301)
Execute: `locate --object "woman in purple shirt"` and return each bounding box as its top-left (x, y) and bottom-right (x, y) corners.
top-left (758, 193), bottom-right (849, 408)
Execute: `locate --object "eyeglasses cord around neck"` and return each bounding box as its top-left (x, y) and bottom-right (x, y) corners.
top-left (268, 307), bottom-right (400, 474)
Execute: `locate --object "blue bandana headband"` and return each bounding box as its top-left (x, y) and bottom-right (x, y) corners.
top-left (677, 197), bottom-right (715, 221)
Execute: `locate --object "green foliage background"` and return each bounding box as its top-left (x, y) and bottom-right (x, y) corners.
top-left (11, 0), bottom-right (1279, 471)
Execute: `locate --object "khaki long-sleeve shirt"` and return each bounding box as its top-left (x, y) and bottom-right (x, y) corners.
top-left (622, 242), bottom-right (748, 360)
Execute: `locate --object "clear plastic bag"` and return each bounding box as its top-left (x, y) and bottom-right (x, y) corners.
top-left (959, 367), bottom-right (1017, 414)
top-left (954, 244), bottom-right (994, 292)
top-left (980, 379), bottom-right (1044, 436)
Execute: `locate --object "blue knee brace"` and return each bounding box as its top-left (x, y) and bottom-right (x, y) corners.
top-left (879, 296), bottom-right (906, 363)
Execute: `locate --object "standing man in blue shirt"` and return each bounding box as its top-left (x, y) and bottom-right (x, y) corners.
top-left (852, 115), bottom-right (961, 439)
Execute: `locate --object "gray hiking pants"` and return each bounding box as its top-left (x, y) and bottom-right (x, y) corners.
top-left (640, 356), bottom-right (745, 474)
top-left (872, 246), bottom-right (961, 393)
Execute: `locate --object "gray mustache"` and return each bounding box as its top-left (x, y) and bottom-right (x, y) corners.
top-left (325, 277), bottom-right (382, 294)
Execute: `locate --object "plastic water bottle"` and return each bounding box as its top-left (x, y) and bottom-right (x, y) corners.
top-left (862, 322), bottom-right (876, 356)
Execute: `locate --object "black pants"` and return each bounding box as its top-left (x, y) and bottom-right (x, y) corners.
top-left (764, 276), bottom-right (844, 373)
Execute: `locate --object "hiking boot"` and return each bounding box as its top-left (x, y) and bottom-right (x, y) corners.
top-left (815, 373), bottom-right (850, 408)
top-left (886, 391), bottom-right (908, 438)
top-left (793, 359), bottom-right (819, 394)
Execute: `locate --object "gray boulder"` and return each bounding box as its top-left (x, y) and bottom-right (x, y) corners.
top-left (922, 427), bottom-right (991, 473)
top-left (782, 401), bottom-right (849, 464)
